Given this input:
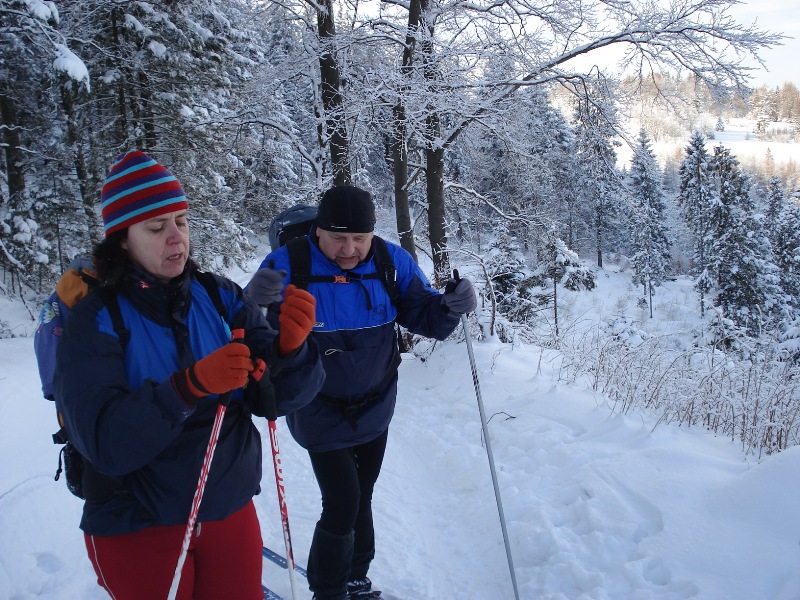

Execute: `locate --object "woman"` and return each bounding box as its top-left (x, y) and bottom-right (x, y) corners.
top-left (54, 150), bottom-right (324, 600)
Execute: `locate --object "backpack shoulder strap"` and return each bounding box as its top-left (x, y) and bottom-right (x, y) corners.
top-left (194, 270), bottom-right (227, 320)
top-left (286, 235), bottom-right (401, 304)
top-left (286, 236), bottom-right (313, 290)
top-left (371, 236), bottom-right (400, 305)
top-left (93, 286), bottom-right (130, 347)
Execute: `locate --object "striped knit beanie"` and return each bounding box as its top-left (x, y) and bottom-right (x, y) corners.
top-left (101, 150), bottom-right (188, 235)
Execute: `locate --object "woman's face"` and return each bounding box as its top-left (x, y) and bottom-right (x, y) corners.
top-left (123, 210), bottom-right (190, 282)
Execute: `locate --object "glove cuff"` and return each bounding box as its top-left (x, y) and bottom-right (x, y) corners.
top-left (171, 367), bottom-right (209, 406)
top-left (278, 337), bottom-right (302, 357)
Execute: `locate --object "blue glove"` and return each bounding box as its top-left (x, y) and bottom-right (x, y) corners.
top-left (442, 277), bottom-right (477, 314)
top-left (247, 268), bottom-right (286, 307)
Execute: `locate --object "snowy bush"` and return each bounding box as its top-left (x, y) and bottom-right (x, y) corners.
top-left (558, 324), bottom-right (800, 457)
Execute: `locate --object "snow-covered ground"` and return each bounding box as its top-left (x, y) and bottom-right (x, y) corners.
top-left (1, 251), bottom-right (799, 600)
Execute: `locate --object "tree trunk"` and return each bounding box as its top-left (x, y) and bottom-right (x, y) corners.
top-left (419, 0), bottom-right (449, 282)
top-left (316, 0), bottom-right (350, 185)
top-left (553, 276), bottom-right (559, 337)
top-left (390, 0), bottom-right (422, 262)
top-left (426, 144), bottom-right (449, 282)
top-left (0, 93), bottom-right (25, 201)
top-left (61, 85), bottom-right (102, 244)
top-left (110, 7), bottom-right (130, 148)
top-left (391, 104), bottom-right (417, 261)
top-left (138, 73), bottom-right (157, 150)
top-left (595, 204), bottom-right (603, 268)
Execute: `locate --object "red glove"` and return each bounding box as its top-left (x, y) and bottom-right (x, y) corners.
top-left (172, 342), bottom-right (253, 404)
top-left (278, 284), bottom-right (316, 356)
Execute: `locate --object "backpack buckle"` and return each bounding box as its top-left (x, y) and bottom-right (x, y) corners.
top-left (333, 275), bottom-right (349, 283)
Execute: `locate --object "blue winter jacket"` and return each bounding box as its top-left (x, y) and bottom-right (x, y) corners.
top-left (54, 264), bottom-right (324, 536)
top-left (257, 234), bottom-right (460, 452)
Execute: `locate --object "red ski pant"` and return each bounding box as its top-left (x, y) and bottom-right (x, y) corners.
top-left (84, 500), bottom-right (263, 600)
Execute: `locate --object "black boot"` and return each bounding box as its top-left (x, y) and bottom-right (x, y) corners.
top-left (347, 576), bottom-right (381, 598)
top-left (307, 525), bottom-right (354, 600)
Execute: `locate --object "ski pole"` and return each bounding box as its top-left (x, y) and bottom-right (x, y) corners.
top-left (266, 409), bottom-right (301, 600)
top-left (451, 270), bottom-right (520, 600)
top-left (167, 328), bottom-right (244, 600)
top-left (259, 303), bottom-right (301, 600)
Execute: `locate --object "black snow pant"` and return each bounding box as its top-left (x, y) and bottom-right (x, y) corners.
top-left (306, 429), bottom-right (389, 599)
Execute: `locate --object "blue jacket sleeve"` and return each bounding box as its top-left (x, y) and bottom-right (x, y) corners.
top-left (389, 244), bottom-right (461, 340)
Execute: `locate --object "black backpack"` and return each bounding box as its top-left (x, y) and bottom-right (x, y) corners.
top-left (268, 204), bottom-right (318, 252)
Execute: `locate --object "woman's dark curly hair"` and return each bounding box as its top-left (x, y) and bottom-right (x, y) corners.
top-left (93, 230), bottom-right (130, 286)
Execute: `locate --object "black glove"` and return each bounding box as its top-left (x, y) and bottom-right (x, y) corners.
top-left (247, 268), bottom-right (286, 307)
top-left (442, 277), bottom-right (477, 314)
top-left (244, 366), bottom-right (277, 420)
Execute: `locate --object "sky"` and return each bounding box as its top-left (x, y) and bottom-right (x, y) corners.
top-left (1, 248), bottom-right (799, 600)
top-left (729, 0), bottom-right (800, 87)
top-left (561, 0), bottom-right (800, 89)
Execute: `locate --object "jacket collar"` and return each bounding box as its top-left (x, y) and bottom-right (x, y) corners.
top-left (119, 263), bottom-right (193, 326)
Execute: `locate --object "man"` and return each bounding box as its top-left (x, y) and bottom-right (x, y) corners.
top-left (247, 185), bottom-right (477, 600)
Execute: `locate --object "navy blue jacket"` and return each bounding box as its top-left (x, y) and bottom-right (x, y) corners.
top-left (257, 235), bottom-right (460, 452)
top-left (54, 264), bottom-right (324, 535)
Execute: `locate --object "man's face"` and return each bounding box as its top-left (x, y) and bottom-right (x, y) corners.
top-left (316, 228), bottom-right (374, 271)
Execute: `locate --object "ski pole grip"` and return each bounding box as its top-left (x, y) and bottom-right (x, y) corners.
top-left (257, 369), bottom-right (278, 422)
top-left (264, 384), bottom-right (278, 422)
top-left (218, 329), bottom-right (246, 407)
top-left (251, 357), bottom-right (278, 421)
top-left (445, 269), bottom-right (460, 294)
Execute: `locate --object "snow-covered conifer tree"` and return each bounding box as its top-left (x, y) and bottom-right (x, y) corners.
top-left (772, 197), bottom-right (800, 313)
top-left (709, 145), bottom-right (783, 333)
top-left (628, 129), bottom-right (671, 317)
top-left (535, 228), bottom-right (596, 336)
top-left (774, 197), bottom-right (800, 359)
top-left (764, 176), bottom-right (786, 239)
top-left (573, 92), bottom-right (623, 268)
top-left (678, 131), bottom-right (715, 316)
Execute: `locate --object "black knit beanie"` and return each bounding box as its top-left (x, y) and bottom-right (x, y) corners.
top-left (316, 185), bottom-right (376, 233)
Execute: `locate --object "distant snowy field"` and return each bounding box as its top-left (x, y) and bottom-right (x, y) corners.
top-left (2, 249), bottom-right (799, 600)
top-left (697, 118), bottom-right (797, 171)
top-left (617, 117), bottom-right (798, 179)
